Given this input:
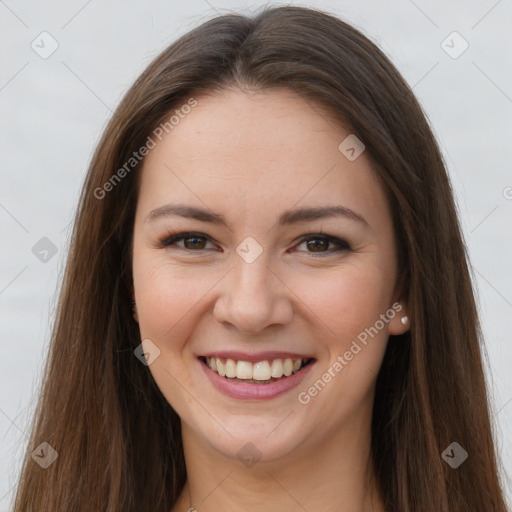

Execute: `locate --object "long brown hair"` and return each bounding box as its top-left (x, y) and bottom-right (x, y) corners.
top-left (12, 6), bottom-right (509, 511)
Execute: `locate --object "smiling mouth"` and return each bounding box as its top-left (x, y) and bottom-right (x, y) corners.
top-left (199, 356), bottom-right (314, 384)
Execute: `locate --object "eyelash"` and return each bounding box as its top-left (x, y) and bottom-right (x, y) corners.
top-left (158, 231), bottom-right (352, 257)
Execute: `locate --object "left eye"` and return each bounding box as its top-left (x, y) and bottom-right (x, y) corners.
top-left (294, 235), bottom-right (351, 255)
top-left (160, 232), bottom-right (351, 256)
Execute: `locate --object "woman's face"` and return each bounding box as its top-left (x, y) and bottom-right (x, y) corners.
top-left (131, 88), bottom-right (408, 462)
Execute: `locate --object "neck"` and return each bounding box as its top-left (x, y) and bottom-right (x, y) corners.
top-left (172, 408), bottom-right (385, 512)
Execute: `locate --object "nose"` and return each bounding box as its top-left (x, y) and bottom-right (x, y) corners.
top-left (213, 251), bottom-right (293, 334)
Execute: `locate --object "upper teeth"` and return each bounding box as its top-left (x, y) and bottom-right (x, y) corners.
top-left (205, 357), bottom-right (307, 380)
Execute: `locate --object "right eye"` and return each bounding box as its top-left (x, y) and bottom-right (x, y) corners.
top-left (160, 232), bottom-right (217, 252)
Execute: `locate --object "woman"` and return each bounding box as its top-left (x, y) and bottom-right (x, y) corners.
top-left (12, 5), bottom-right (509, 511)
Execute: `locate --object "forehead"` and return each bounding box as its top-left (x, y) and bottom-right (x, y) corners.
top-left (136, 88), bottom-right (390, 230)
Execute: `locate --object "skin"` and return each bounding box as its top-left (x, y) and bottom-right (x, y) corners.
top-left (131, 87), bottom-right (409, 512)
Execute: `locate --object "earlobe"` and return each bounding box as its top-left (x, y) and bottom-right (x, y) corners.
top-left (131, 298), bottom-right (139, 323)
top-left (389, 303), bottom-right (409, 335)
top-left (130, 279), bottom-right (139, 323)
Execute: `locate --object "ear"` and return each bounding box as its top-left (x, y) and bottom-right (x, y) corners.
top-left (130, 283), bottom-right (139, 324)
top-left (388, 301), bottom-right (409, 335)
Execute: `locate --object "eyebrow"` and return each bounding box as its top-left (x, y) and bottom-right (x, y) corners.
top-left (145, 203), bottom-right (369, 228)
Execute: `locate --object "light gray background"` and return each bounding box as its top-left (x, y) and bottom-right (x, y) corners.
top-left (1, 0), bottom-right (511, 509)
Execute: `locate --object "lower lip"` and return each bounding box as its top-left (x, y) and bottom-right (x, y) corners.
top-left (199, 358), bottom-right (315, 400)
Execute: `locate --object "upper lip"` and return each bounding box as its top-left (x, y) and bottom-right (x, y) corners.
top-left (198, 351), bottom-right (315, 363)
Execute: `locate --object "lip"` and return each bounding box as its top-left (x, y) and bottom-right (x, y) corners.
top-left (198, 351), bottom-right (315, 363)
top-left (198, 356), bottom-right (315, 400)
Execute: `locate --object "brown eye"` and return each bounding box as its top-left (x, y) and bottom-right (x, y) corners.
top-left (306, 238), bottom-right (329, 252)
top-left (296, 235), bottom-right (351, 255)
top-left (161, 232), bottom-right (214, 251)
top-left (160, 232), bottom-right (351, 256)
top-left (182, 236), bottom-right (207, 250)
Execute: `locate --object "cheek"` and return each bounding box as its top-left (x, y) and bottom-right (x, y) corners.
top-left (132, 262), bottom-right (210, 413)
top-left (135, 271), bottom-right (204, 346)
top-left (290, 260), bottom-right (392, 339)
top-left (293, 261), bottom-right (392, 389)
top-left (292, 267), bottom-right (392, 420)
top-left (132, 247), bottom-right (208, 349)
